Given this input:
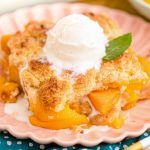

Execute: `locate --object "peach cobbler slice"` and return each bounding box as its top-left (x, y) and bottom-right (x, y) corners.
top-left (0, 13), bottom-right (150, 130)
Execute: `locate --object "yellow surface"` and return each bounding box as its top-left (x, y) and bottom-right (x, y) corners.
top-left (79, 0), bottom-right (147, 20)
top-left (125, 142), bottom-right (142, 150)
top-left (144, 0), bottom-right (150, 4)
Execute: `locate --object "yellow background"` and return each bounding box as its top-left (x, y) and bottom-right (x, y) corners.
top-left (79, 0), bottom-right (145, 19)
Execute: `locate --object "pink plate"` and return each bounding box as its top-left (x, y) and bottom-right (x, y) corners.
top-left (0, 3), bottom-right (150, 146)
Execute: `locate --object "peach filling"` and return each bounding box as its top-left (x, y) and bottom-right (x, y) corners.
top-left (29, 102), bottom-right (89, 130)
top-left (1, 35), bottom-right (20, 85)
top-left (138, 56), bottom-right (150, 77)
top-left (88, 77), bottom-right (148, 128)
top-left (1, 34), bottom-right (12, 55)
top-left (9, 65), bottom-right (20, 85)
top-left (0, 76), bottom-right (19, 103)
top-left (17, 56), bottom-right (150, 129)
top-left (89, 89), bottom-right (120, 115)
top-left (1, 35), bottom-right (150, 130)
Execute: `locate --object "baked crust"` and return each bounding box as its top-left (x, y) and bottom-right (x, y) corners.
top-left (84, 12), bottom-right (121, 40)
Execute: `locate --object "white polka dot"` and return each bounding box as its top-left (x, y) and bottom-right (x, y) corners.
top-left (144, 133), bottom-right (148, 136)
top-left (82, 149), bottom-right (88, 150)
top-left (62, 148), bottom-right (68, 150)
top-left (40, 145), bottom-right (45, 149)
top-left (29, 142), bottom-right (34, 147)
top-left (115, 147), bottom-right (120, 150)
top-left (123, 145), bottom-right (128, 148)
top-left (7, 141), bottom-right (12, 146)
top-left (3, 131), bottom-right (8, 134)
top-left (17, 141), bottom-right (22, 145)
top-left (72, 147), bottom-right (76, 149)
top-left (4, 136), bottom-right (9, 139)
top-left (97, 146), bottom-right (100, 150)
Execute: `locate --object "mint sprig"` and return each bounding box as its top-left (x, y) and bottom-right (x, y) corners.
top-left (103, 33), bottom-right (132, 61)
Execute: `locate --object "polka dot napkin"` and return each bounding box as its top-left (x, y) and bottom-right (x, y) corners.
top-left (0, 130), bottom-right (149, 150)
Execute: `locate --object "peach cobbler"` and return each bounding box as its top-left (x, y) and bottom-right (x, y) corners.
top-left (0, 13), bottom-right (150, 130)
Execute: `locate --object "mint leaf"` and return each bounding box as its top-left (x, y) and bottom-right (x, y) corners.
top-left (103, 33), bottom-right (132, 61)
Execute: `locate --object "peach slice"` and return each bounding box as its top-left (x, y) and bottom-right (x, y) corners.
top-left (0, 76), bottom-right (6, 85)
top-left (138, 56), bottom-right (150, 77)
top-left (126, 83), bottom-right (143, 101)
top-left (122, 83), bottom-right (141, 110)
top-left (0, 76), bottom-right (19, 103)
top-left (29, 104), bottom-right (89, 130)
top-left (122, 101), bottom-right (136, 110)
top-left (1, 35), bottom-right (12, 54)
top-left (138, 56), bottom-right (150, 100)
top-left (89, 89), bottom-right (120, 115)
top-left (9, 65), bottom-right (20, 85)
top-left (122, 55), bottom-right (150, 110)
top-left (109, 114), bottom-right (125, 129)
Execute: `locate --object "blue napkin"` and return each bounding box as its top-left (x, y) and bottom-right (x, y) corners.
top-left (0, 130), bottom-right (149, 150)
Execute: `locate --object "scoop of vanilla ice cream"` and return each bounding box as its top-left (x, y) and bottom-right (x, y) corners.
top-left (44, 14), bottom-right (107, 75)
